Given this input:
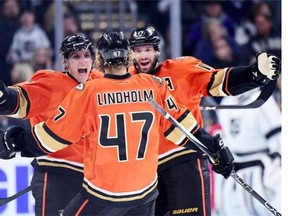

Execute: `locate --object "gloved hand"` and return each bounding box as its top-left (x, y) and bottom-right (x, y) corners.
top-left (211, 134), bottom-right (234, 179)
top-left (0, 127), bottom-right (24, 159)
top-left (0, 80), bottom-right (10, 106)
top-left (251, 51), bottom-right (281, 84)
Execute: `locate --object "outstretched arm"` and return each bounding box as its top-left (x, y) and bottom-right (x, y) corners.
top-left (223, 52), bottom-right (280, 95)
top-left (0, 82), bottom-right (91, 159)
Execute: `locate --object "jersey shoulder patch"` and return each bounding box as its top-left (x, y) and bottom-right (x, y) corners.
top-left (151, 75), bottom-right (163, 87)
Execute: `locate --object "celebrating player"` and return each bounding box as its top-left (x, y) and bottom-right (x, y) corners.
top-left (128, 26), bottom-right (281, 216)
top-left (0, 31), bottom-right (233, 216)
top-left (0, 34), bottom-right (103, 215)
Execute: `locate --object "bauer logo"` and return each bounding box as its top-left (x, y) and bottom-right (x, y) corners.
top-left (0, 155), bottom-right (34, 215)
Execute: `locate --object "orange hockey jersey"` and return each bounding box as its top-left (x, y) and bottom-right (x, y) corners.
top-left (9, 69), bottom-right (103, 173)
top-left (27, 73), bottom-right (200, 206)
top-left (129, 56), bottom-right (252, 168)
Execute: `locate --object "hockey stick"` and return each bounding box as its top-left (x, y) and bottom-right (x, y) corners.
top-left (148, 98), bottom-right (282, 216)
top-left (0, 185), bottom-right (32, 207)
top-left (200, 79), bottom-right (277, 110)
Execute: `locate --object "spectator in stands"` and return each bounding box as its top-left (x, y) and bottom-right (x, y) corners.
top-left (0, 0), bottom-right (21, 85)
top-left (10, 62), bottom-right (34, 84)
top-left (7, 8), bottom-right (51, 64)
top-left (30, 47), bottom-right (53, 71)
top-left (63, 13), bottom-right (81, 36)
top-left (211, 37), bottom-right (243, 68)
top-left (42, 2), bottom-right (78, 50)
top-left (193, 19), bottom-right (241, 66)
top-left (218, 0), bottom-right (255, 46)
top-left (184, 0), bottom-right (237, 55)
top-left (239, 2), bottom-right (281, 64)
top-left (221, 0), bottom-right (253, 26)
top-left (0, 0), bottom-right (34, 140)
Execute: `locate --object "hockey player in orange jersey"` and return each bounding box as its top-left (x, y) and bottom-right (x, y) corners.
top-left (0, 34), bottom-right (103, 215)
top-left (0, 31), bottom-right (234, 216)
top-left (128, 26), bottom-right (281, 216)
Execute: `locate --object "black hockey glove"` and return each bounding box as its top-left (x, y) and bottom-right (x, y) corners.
top-left (250, 51), bottom-right (281, 85)
top-left (0, 127), bottom-right (24, 159)
top-left (0, 80), bottom-right (10, 106)
top-left (211, 134), bottom-right (234, 179)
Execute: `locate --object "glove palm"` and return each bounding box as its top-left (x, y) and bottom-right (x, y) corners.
top-left (251, 52), bottom-right (281, 84)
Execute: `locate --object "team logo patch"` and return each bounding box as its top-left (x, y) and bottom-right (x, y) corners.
top-left (151, 75), bottom-right (163, 87)
top-left (75, 83), bottom-right (85, 91)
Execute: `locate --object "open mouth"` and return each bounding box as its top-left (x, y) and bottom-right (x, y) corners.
top-left (140, 61), bottom-right (150, 67)
top-left (78, 68), bottom-right (88, 76)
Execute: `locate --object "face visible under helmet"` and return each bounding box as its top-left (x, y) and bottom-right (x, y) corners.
top-left (129, 26), bottom-right (161, 51)
top-left (60, 34), bottom-right (95, 60)
top-left (97, 31), bottom-right (130, 66)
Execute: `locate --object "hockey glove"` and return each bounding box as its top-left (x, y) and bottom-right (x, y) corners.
top-left (211, 134), bottom-right (234, 179)
top-left (250, 51), bottom-right (281, 85)
top-left (0, 80), bottom-right (10, 106)
top-left (0, 127), bottom-right (24, 159)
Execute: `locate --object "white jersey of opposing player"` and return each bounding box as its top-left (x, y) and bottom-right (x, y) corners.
top-left (214, 88), bottom-right (281, 216)
top-left (217, 88), bottom-right (281, 156)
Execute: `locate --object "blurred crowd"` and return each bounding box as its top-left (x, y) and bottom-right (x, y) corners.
top-left (0, 0), bottom-right (80, 86)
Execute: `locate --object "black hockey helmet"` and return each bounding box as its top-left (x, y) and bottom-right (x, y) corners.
top-left (129, 26), bottom-right (161, 51)
top-left (60, 34), bottom-right (95, 59)
top-left (97, 31), bottom-right (130, 66)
